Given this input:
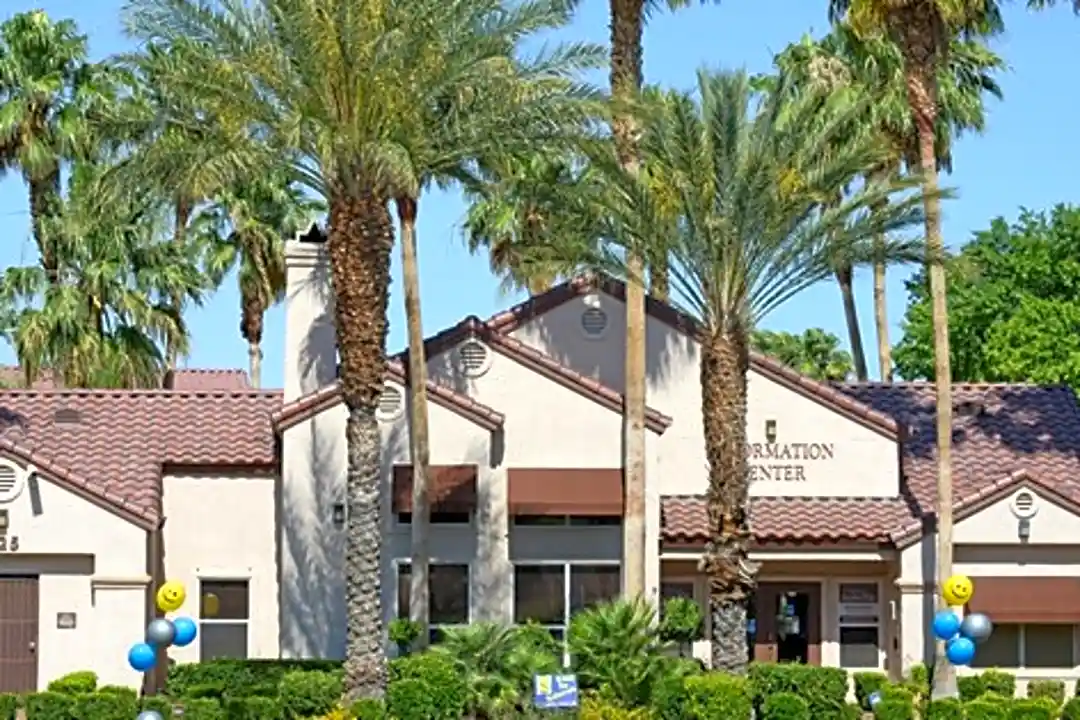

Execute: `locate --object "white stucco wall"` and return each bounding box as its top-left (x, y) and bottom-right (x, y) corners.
top-left (0, 456), bottom-right (148, 691)
top-left (162, 472), bottom-right (280, 663)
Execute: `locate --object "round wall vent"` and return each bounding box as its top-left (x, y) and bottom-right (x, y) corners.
top-left (1010, 490), bottom-right (1038, 519)
top-left (377, 384), bottom-right (404, 420)
top-left (581, 307), bottom-right (609, 339)
top-left (0, 462), bottom-right (25, 503)
top-left (457, 340), bottom-right (492, 377)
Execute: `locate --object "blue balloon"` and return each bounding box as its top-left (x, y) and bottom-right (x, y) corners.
top-left (931, 610), bottom-right (962, 641)
top-left (946, 636), bottom-right (977, 666)
top-left (128, 642), bottom-right (157, 672)
top-left (172, 616), bottom-right (197, 648)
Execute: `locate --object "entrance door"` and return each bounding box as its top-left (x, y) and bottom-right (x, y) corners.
top-left (752, 582), bottom-right (821, 665)
top-left (0, 576), bottom-right (39, 692)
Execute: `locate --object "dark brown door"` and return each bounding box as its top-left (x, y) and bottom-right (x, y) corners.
top-left (0, 576), bottom-right (39, 692)
top-left (754, 582), bottom-right (822, 665)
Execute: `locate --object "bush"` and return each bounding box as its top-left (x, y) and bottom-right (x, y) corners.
top-left (278, 670), bottom-right (341, 719)
top-left (924, 698), bottom-right (965, 720)
top-left (223, 696), bottom-right (281, 720)
top-left (876, 698), bottom-right (915, 720)
top-left (96, 686), bottom-right (138, 701)
top-left (761, 692), bottom-right (809, 720)
top-left (48, 672), bottom-right (98, 695)
top-left (682, 673), bottom-right (752, 720)
top-left (1028, 680), bottom-right (1066, 706)
top-left (166, 660), bottom-right (340, 698)
top-left (0, 695), bottom-right (19, 720)
top-left (387, 652), bottom-right (468, 720)
top-left (965, 696), bottom-right (1011, 720)
top-left (579, 696), bottom-right (654, 719)
top-left (1062, 697), bottom-right (1080, 720)
top-left (173, 698), bottom-right (225, 720)
top-left (140, 696), bottom-right (174, 718)
top-left (74, 692), bottom-right (139, 720)
top-left (983, 671), bottom-right (1018, 699)
top-left (748, 664), bottom-right (847, 719)
top-left (1010, 699), bottom-right (1055, 720)
top-left (881, 686), bottom-right (916, 704)
top-left (388, 619), bottom-right (422, 656)
top-left (24, 692), bottom-right (75, 720)
top-left (349, 699), bottom-right (388, 720)
top-left (960, 675), bottom-right (988, 702)
top-left (852, 672), bottom-right (889, 710)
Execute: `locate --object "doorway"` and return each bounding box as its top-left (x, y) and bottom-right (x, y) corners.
top-left (752, 581), bottom-right (821, 665)
top-left (0, 576), bottom-right (39, 692)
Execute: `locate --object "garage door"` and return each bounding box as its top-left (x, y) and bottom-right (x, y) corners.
top-left (0, 576), bottom-right (39, 692)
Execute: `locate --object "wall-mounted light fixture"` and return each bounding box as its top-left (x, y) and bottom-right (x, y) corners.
top-left (765, 420), bottom-right (778, 444)
top-left (332, 503), bottom-right (346, 529)
top-left (1017, 517), bottom-right (1031, 542)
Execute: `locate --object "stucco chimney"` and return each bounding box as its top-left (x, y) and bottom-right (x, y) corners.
top-left (283, 224), bottom-right (337, 402)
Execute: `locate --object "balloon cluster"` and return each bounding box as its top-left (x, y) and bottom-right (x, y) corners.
top-left (930, 574), bottom-right (994, 667)
top-left (130, 581), bottom-right (199, 720)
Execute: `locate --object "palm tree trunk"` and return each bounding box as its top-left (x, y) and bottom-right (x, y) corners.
top-left (700, 329), bottom-right (757, 674)
top-left (835, 265), bottom-right (868, 381)
top-left (610, 0), bottom-right (648, 601)
top-left (241, 293), bottom-right (265, 388)
top-left (165, 196), bottom-right (192, 388)
top-left (871, 166), bottom-right (894, 382)
top-left (326, 186), bottom-right (393, 700)
top-left (895, 11), bottom-right (956, 700)
top-left (396, 195), bottom-right (433, 650)
top-left (28, 168), bottom-right (62, 283)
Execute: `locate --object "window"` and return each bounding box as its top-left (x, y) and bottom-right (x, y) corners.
top-left (514, 564), bottom-right (620, 639)
top-left (199, 580), bottom-right (249, 660)
top-left (512, 515), bottom-right (620, 527)
top-left (397, 563), bottom-right (469, 642)
top-left (395, 512), bottom-right (471, 525)
top-left (838, 582), bottom-right (881, 669)
top-left (973, 624), bottom-right (1076, 669)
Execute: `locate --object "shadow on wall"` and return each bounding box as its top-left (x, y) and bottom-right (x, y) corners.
top-left (298, 266), bottom-right (337, 391)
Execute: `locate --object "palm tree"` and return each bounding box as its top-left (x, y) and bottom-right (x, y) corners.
top-left (193, 172), bottom-right (323, 387)
top-left (124, 0), bottom-right (599, 698)
top-left (0, 11), bottom-right (112, 282)
top-left (770, 27), bottom-right (1003, 381)
top-left (0, 160), bottom-right (207, 388)
top-left (587, 70), bottom-right (930, 672)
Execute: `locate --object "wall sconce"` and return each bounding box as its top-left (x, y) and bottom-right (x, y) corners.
top-left (1017, 518), bottom-right (1031, 542)
top-left (765, 420), bottom-right (777, 444)
top-left (0, 509), bottom-right (9, 533)
top-left (332, 503), bottom-right (346, 528)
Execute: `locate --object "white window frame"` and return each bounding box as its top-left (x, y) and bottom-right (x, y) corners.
top-left (970, 623), bottom-right (1080, 674)
top-left (511, 560), bottom-right (622, 637)
top-left (197, 576), bottom-right (251, 660)
top-left (393, 560), bottom-right (472, 638)
top-left (836, 580), bottom-right (884, 671)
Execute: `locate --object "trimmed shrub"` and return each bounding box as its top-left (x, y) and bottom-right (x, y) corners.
top-left (1028, 680), bottom-right (1066, 706)
top-left (965, 696), bottom-right (1011, 720)
top-left (761, 692), bottom-right (809, 720)
top-left (140, 696), bottom-right (174, 718)
top-left (47, 672), bottom-right (98, 695)
top-left (25, 693), bottom-right (76, 720)
top-left (278, 670), bottom-right (341, 719)
top-left (682, 673), bottom-right (752, 720)
top-left (387, 652), bottom-right (468, 720)
top-left (0, 695), bottom-right (19, 720)
top-left (349, 699), bottom-right (388, 720)
top-left (1010, 699), bottom-right (1056, 720)
top-left (853, 672), bottom-right (889, 710)
top-left (924, 698), bottom-right (965, 720)
top-left (223, 696), bottom-right (281, 720)
top-left (173, 698), bottom-right (225, 720)
top-left (983, 671), bottom-right (1018, 699)
top-left (96, 686), bottom-right (138, 701)
top-left (875, 698), bottom-right (915, 720)
top-left (748, 663), bottom-right (847, 719)
top-left (960, 675), bottom-right (987, 702)
top-left (166, 660), bottom-right (340, 698)
top-left (579, 696), bottom-right (653, 719)
top-left (74, 692), bottom-right (139, 720)
top-left (840, 704), bottom-right (862, 720)
top-left (1062, 697), bottom-right (1080, 720)
top-left (881, 685), bottom-right (916, 703)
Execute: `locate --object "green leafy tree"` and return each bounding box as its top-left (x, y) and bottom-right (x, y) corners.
top-left (895, 205), bottom-right (1080, 387)
top-left (752, 329), bottom-right (854, 382)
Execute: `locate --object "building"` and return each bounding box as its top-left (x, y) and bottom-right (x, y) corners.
top-left (2, 229), bottom-right (1080, 693)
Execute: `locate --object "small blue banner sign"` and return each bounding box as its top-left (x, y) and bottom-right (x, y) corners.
top-left (533, 673), bottom-right (579, 709)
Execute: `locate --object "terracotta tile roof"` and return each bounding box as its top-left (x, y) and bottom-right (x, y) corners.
top-left (484, 276), bottom-right (898, 439)
top-left (393, 316), bottom-right (672, 434)
top-left (0, 389), bottom-right (281, 528)
top-left (662, 495), bottom-right (917, 544)
top-left (273, 362), bottom-right (505, 432)
top-left (0, 365), bottom-right (252, 390)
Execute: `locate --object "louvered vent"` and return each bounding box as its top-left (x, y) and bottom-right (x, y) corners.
top-left (457, 341), bottom-right (490, 377)
top-left (581, 307), bottom-right (608, 338)
top-left (1011, 491), bottom-right (1037, 519)
top-left (0, 466), bottom-right (16, 497)
top-left (378, 385), bottom-right (403, 418)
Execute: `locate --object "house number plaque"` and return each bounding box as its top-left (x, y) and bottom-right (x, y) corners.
top-left (0, 536), bottom-right (21, 552)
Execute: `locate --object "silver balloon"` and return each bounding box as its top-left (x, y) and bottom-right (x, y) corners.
top-left (146, 618), bottom-right (176, 646)
top-left (960, 613), bottom-right (994, 643)
top-left (868, 691), bottom-right (883, 708)
top-left (137, 712), bottom-right (163, 720)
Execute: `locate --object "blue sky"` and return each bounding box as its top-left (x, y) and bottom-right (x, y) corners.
top-left (2, 1), bottom-right (1078, 388)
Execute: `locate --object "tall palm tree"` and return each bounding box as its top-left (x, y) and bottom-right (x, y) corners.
top-left (770, 27), bottom-right (1003, 381)
top-left (193, 172), bottom-right (323, 387)
top-left (0, 160), bottom-right (207, 388)
top-left (0, 11), bottom-right (111, 282)
top-left (588, 70), bottom-right (930, 672)
top-left (124, 0), bottom-right (599, 698)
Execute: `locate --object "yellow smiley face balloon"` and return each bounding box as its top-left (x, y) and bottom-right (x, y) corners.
top-left (942, 574), bottom-right (974, 606)
top-left (156, 580), bottom-right (187, 613)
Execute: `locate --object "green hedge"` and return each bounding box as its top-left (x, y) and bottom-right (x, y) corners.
top-left (166, 659), bottom-right (341, 699)
top-left (748, 663), bottom-right (847, 719)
